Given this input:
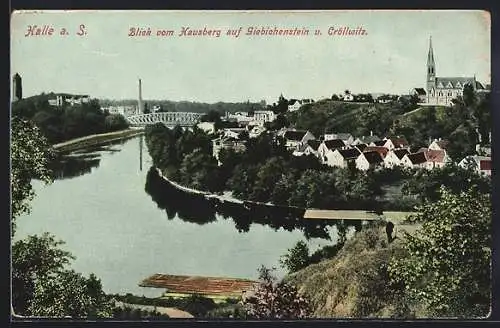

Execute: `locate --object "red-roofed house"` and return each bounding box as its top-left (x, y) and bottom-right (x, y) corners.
top-left (459, 155), bottom-right (492, 176)
top-left (401, 152), bottom-right (428, 169)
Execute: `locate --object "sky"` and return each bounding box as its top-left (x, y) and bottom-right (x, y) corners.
top-left (11, 10), bottom-right (491, 104)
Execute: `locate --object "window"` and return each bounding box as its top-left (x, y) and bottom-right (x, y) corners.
top-left (438, 91), bottom-right (442, 96)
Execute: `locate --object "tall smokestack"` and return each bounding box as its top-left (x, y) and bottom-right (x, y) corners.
top-left (138, 78), bottom-right (143, 114)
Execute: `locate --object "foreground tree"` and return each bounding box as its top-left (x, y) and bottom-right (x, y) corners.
top-left (242, 266), bottom-right (311, 319)
top-left (388, 187), bottom-right (491, 317)
top-left (11, 117), bottom-right (54, 234)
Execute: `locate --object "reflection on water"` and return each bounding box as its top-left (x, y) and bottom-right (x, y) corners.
top-left (145, 167), bottom-right (364, 240)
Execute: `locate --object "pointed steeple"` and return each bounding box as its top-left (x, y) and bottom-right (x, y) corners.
top-left (427, 36), bottom-right (436, 82)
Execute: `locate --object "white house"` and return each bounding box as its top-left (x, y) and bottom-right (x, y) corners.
top-left (293, 140), bottom-right (321, 157)
top-left (197, 122), bottom-right (216, 134)
top-left (459, 155), bottom-right (492, 176)
top-left (384, 149), bottom-right (410, 168)
top-left (382, 137), bottom-right (410, 150)
top-left (341, 93), bottom-right (354, 101)
top-left (223, 128), bottom-right (246, 139)
top-left (317, 139), bottom-right (346, 163)
top-left (287, 100), bottom-right (303, 112)
top-left (424, 149), bottom-right (451, 169)
top-left (401, 152), bottom-right (428, 169)
top-left (253, 110), bottom-right (276, 123)
top-left (325, 148), bottom-right (360, 168)
top-left (429, 139), bottom-right (450, 152)
top-left (282, 129), bottom-right (316, 150)
top-left (356, 151), bottom-right (384, 171)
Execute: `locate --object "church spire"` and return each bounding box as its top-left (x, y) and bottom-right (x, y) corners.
top-left (427, 36), bottom-right (436, 82)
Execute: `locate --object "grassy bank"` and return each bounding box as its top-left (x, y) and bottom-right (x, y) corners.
top-left (52, 128), bottom-right (144, 153)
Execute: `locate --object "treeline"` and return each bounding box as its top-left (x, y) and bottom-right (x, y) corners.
top-left (99, 99), bottom-right (266, 114)
top-left (12, 93), bottom-right (129, 144)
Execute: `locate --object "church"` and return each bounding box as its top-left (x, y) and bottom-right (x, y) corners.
top-left (424, 37), bottom-right (485, 106)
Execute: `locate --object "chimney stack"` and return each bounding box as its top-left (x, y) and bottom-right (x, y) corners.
top-left (138, 78), bottom-right (143, 115)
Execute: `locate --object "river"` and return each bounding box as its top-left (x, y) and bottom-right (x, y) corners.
top-left (14, 135), bottom-right (353, 297)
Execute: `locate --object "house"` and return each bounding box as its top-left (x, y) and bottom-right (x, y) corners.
top-left (253, 110), bottom-right (276, 123)
top-left (352, 134), bottom-right (380, 146)
top-left (287, 100), bottom-right (303, 112)
top-left (293, 140), bottom-right (321, 157)
top-left (384, 149), bottom-right (410, 168)
top-left (383, 137), bottom-right (410, 150)
top-left (48, 94), bottom-right (90, 107)
top-left (325, 148), bottom-right (360, 168)
top-left (424, 149), bottom-right (451, 169)
top-left (356, 151), bottom-right (384, 171)
top-left (459, 155), bottom-right (492, 176)
top-left (341, 92), bottom-right (354, 101)
top-left (401, 152), bottom-right (428, 169)
top-left (212, 137), bottom-right (247, 165)
top-left (282, 129), bottom-right (316, 150)
top-left (363, 146), bottom-right (389, 159)
top-left (197, 122), bottom-right (216, 134)
top-left (411, 88), bottom-right (427, 103)
top-left (324, 133), bottom-right (354, 146)
top-left (317, 139), bottom-right (346, 163)
top-left (429, 138), bottom-right (450, 152)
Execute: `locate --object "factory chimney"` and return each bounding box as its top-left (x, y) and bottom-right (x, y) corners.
top-left (138, 78), bottom-right (143, 114)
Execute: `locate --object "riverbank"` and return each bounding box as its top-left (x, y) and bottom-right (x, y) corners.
top-left (52, 128), bottom-right (144, 153)
top-left (154, 167), bottom-right (413, 224)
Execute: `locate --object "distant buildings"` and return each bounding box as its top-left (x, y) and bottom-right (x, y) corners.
top-left (48, 94), bottom-right (90, 106)
top-left (12, 73), bottom-right (22, 101)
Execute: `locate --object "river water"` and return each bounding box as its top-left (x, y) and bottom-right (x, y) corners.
top-left (14, 136), bottom-right (350, 297)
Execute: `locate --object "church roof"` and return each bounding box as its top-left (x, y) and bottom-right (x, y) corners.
top-left (413, 88), bottom-right (426, 95)
top-left (435, 77), bottom-right (478, 89)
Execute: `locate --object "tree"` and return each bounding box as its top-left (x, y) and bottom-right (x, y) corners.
top-left (388, 187), bottom-right (491, 317)
top-left (242, 266), bottom-right (311, 319)
top-left (12, 233), bottom-right (113, 318)
top-left (11, 117), bottom-right (54, 233)
top-left (279, 241), bottom-right (310, 273)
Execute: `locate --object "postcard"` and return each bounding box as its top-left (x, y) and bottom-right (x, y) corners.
top-left (10, 10), bottom-right (492, 320)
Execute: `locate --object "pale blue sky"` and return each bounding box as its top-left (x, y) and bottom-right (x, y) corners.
top-left (11, 10), bottom-right (490, 104)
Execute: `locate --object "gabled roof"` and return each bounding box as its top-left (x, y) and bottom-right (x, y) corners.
top-left (425, 149), bottom-right (447, 163)
top-left (364, 146), bottom-right (389, 158)
top-left (284, 130), bottom-right (308, 141)
top-left (307, 139), bottom-right (321, 150)
top-left (362, 151), bottom-right (383, 164)
top-left (435, 77), bottom-right (476, 89)
top-left (373, 140), bottom-right (386, 147)
top-left (355, 143), bottom-right (368, 151)
top-left (391, 149), bottom-right (410, 159)
top-left (406, 152), bottom-right (428, 165)
top-left (336, 148), bottom-right (361, 160)
top-left (431, 139), bottom-right (450, 150)
top-left (323, 139), bottom-right (345, 150)
top-left (390, 137), bottom-right (409, 148)
top-left (413, 88), bottom-right (426, 95)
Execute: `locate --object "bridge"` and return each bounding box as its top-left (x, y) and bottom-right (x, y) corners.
top-left (126, 112), bottom-right (204, 127)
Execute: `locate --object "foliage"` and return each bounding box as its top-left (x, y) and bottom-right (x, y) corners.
top-left (12, 95), bottom-right (124, 144)
top-left (12, 233), bottom-right (113, 318)
top-left (112, 306), bottom-right (170, 320)
top-left (280, 241), bottom-right (310, 273)
top-left (242, 266), bottom-right (311, 319)
top-left (10, 117), bottom-right (55, 232)
top-left (388, 187), bottom-right (491, 317)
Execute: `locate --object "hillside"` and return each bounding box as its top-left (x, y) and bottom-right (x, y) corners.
top-left (286, 221), bottom-right (421, 318)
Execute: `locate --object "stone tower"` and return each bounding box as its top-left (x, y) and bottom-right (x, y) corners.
top-left (426, 37), bottom-right (436, 102)
top-left (13, 73), bottom-right (22, 101)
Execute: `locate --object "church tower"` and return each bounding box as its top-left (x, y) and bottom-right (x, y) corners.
top-left (426, 37), bottom-right (436, 102)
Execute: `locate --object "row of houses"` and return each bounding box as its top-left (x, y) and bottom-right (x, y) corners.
top-left (278, 128), bottom-right (491, 175)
